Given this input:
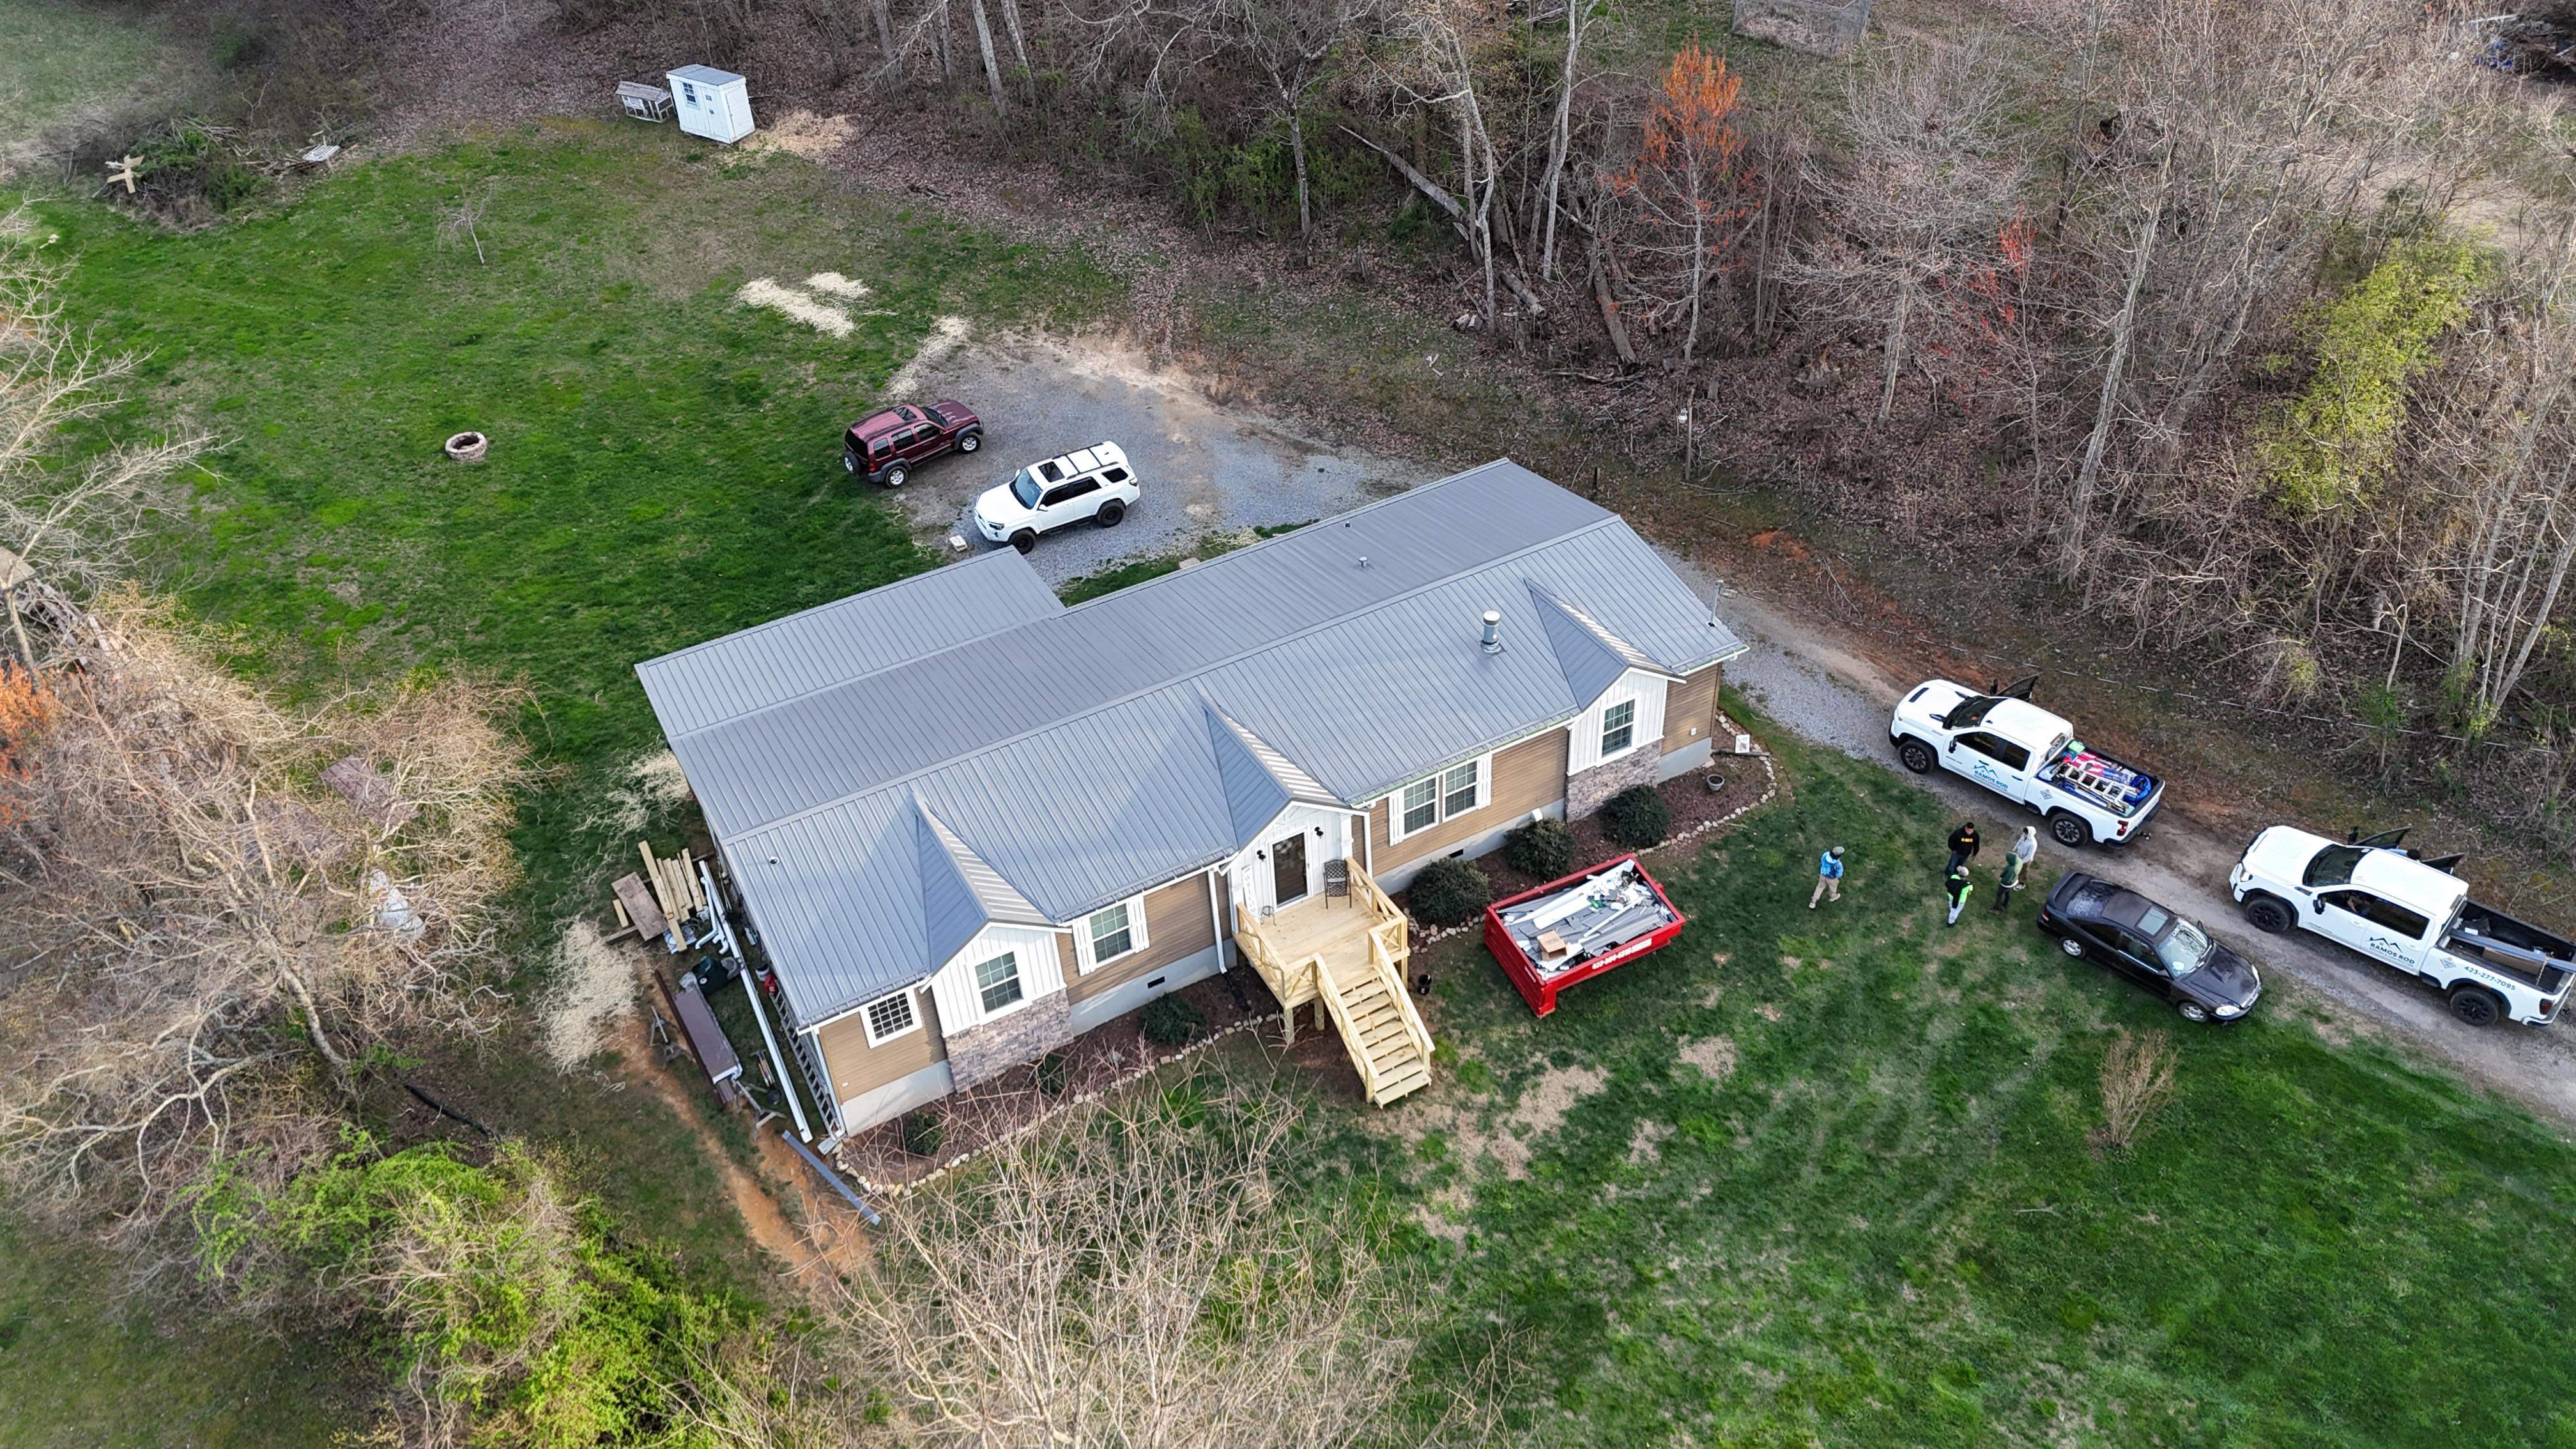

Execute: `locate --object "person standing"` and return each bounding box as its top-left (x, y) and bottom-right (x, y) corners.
top-left (1809, 845), bottom-right (1846, 908)
top-left (1943, 862), bottom-right (1974, 926)
top-left (1989, 826), bottom-right (2039, 914)
top-left (1945, 821), bottom-right (1982, 875)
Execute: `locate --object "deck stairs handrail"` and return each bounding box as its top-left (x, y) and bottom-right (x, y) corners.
top-left (1234, 858), bottom-right (1430, 1107)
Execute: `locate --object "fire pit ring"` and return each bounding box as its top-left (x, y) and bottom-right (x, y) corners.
top-left (443, 431), bottom-right (488, 463)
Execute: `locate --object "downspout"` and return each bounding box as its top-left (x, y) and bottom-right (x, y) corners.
top-left (1206, 866), bottom-right (1230, 970)
top-left (740, 976), bottom-right (813, 1142)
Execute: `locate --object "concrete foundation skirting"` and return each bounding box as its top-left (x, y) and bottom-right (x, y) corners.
top-left (1068, 944), bottom-right (1222, 1034)
top-left (1659, 737), bottom-right (1714, 780)
top-left (837, 1060), bottom-right (956, 1137)
top-left (1374, 806), bottom-right (1554, 896)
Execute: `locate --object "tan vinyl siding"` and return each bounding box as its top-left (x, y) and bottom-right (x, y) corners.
top-left (1068, 873), bottom-right (1218, 1001)
top-left (1369, 728), bottom-right (1570, 870)
top-left (1663, 663), bottom-right (1721, 755)
top-left (815, 988), bottom-right (946, 1105)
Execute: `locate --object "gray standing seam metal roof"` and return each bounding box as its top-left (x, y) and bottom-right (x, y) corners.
top-left (667, 64), bottom-right (746, 86)
top-left (637, 461), bottom-right (1746, 1026)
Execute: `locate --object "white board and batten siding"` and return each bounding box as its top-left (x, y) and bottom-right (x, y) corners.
top-left (925, 923), bottom-right (1066, 1033)
top-left (668, 65), bottom-right (755, 144)
top-left (1567, 668), bottom-right (1669, 773)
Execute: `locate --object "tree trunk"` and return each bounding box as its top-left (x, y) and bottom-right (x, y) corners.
top-left (1684, 199), bottom-right (1706, 364)
top-left (997, 0), bottom-right (1031, 73)
top-left (1591, 234), bottom-right (1637, 366)
top-left (1876, 277), bottom-right (1909, 423)
top-left (872, 0), bottom-right (895, 67)
top-left (1289, 105), bottom-right (1312, 240)
top-left (1538, 1), bottom-right (1586, 282)
top-left (969, 0), bottom-right (1007, 114)
top-left (931, 1), bottom-right (954, 81)
top-left (2067, 163), bottom-right (2169, 569)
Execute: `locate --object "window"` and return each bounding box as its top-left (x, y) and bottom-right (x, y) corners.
top-left (1400, 778), bottom-right (1440, 836)
top-left (1087, 901), bottom-right (1137, 965)
top-left (862, 990), bottom-right (917, 1045)
top-left (2304, 845), bottom-right (2368, 888)
top-left (1392, 753), bottom-right (1491, 841)
top-left (1957, 732), bottom-right (2032, 771)
top-left (1941, 694), bottom-right (2004, 730)
top-left (1442, 759), bottom-right (1480, 817)
top-left (1041, 479), bottom-right (1101, 508)
top-left (976, 951), bottom-right (1023, 1013)
top-left (2322, 891), bottom-right (2430, 940)
top-left (1600, 699), bottom-right (1637, 756)
top-left (1101, 466), bottom-right (1130, 484)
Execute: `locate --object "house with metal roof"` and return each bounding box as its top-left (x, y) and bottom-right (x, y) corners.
top-left (637, 460), bottom-right (1745, 1139)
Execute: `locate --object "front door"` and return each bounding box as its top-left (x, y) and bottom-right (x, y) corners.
top-left (1271, 832), bottom-right (1308, 907)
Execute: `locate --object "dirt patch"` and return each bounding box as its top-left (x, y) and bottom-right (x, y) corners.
top-left (1627, 1119), bottom-right (1676, 1165)
top-left (743, 108), bottom-right (857, 162)
top-left (1485, 1063), bottom-right (1609, 1181)
top-left (885, 314), bottom-right (970, 396)
top-left (1678, 1035), bottom-right (1737, 1082)
top-left (737, 277), bottom-right (854, 337)
top-left (802, 270), bottom-right (871, 299)
top-left (585, 747), bottom-right (694, 841)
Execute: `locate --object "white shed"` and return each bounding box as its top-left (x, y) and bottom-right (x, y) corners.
top-left (666, 65), bottom-right (754, 145)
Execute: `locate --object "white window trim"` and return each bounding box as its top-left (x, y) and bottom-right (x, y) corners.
top-left (974, 949), bottom-right (1031, 1019)
top-left (1599, 697), bottom-right (1641, 761)
top-left (859, 987), bottom-right (921, 1047)
top-left (1386, 752), bottom-right (1494, 844)
top-left (1076, 894), bottom-right (1152, 974)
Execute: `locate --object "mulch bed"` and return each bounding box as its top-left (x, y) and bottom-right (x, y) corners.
top-left (834, 967), bottom-right (1282, 1191)
top-left (1395, 748), bottom-right (1774, 921)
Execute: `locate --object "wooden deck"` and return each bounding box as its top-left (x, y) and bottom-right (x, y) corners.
top-left (1236, 860), bottom-right (1434, 1106)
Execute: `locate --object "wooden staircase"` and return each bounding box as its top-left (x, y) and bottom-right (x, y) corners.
top-left (1236, 861), bottom-right (1434, 1107)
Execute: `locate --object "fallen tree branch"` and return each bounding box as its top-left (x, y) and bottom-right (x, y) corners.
top-left (1342, 125), bottom-right (1547, 318)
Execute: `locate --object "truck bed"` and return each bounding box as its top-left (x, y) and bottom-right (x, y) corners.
top-left (2039, 742), bottom-right (2158, 816)
top-left (2444, 901), bottom-right (2576, 990)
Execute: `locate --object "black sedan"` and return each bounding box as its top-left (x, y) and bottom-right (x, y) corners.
top-left (2037, 872), bottom-right (2264, 1023)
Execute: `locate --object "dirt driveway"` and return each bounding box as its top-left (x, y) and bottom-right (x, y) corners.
top-left (876, 328), bottom-right (1414, 584)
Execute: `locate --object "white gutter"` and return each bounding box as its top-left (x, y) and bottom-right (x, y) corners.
top-left (739, 970), bottom-right (813, 1142)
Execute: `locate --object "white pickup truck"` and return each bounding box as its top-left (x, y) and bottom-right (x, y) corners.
top-left (1888, 677), bottom-right (2163, 847)
top-left (2231, 825), bottom-right (2575, 1027)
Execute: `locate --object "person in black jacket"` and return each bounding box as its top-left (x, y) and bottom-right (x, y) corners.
top-left (1945, 821), bottom-right (1981, 874)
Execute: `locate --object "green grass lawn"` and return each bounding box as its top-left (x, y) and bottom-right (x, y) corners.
top-left (0, 0), bottom-right (204, 151)
top-left (4, 119), bottom-right (1124, 1443)
top-left (1262, 700), bottom-right (2576, 1446)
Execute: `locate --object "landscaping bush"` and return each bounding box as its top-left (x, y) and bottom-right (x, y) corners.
top-left (1503, 816), bottom-right (1577, 880)
top-left (1407, 857), bottom-right (1491, 926)
top-left (1140, 994), bottom-right (1206, 1047)
top-left (1036, 1050), bottom-right (1071, 1098)
top-left (901, 1111), bottom-right (945, 1158)
top-left (1600, 784), bottom-right (1672, 849)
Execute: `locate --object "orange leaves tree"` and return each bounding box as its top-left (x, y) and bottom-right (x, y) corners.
top-left (1606, 42), bottom-right (1756, 364)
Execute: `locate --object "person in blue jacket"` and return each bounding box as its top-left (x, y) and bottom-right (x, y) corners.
top-left (1809, 845), bottom-right (1846, 909)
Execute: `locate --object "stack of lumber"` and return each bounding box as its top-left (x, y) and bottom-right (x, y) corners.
top-left (609, 841), bottom-right (708, 951)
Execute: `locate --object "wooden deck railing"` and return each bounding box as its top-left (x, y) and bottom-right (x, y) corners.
top-left (1234, 859), bottom-right (1430, 1104)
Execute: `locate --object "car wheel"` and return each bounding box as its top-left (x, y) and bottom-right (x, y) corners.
top-left (1896, 739), bottom-right (1936, 774)
top-left (957, 431), bottom-right (980, 453)
top-left (2058, 935), bottom-right (2086, 959)
top-left (1096, 500), bottom-right (1126, 528)
top-left (2243, 895), bottom-right (2294, 935)
top-left (2048, 811), bottom-right (2090, 848)
top-left (2177, 1000), bottom-right (2212, 1024)
top-left (885, 465), bottom-right (908, 488)
top-left (2448, 986), bottom-right (2504, 1027)
top-left (1009, 530), bottom-right (1036, 555)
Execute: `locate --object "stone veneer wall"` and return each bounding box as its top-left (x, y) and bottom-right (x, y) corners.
top-left (1566, 742), bottom-right (1664, 820)
top-left (944, 992), bottom-right (1074, 1091)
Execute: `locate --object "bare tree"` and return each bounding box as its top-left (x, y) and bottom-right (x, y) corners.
top-left (1211, 0), bottom-right (1385, 241)
top-left (1791, 33), bottom-right (2025, 422)
top-left (0, 596), bottom-right (527, 1241)
top-left (1535, 0), bottom-right (1597, 282)
top-left (0, 216), bottom-right (206, 666)
top-left (833, 1078), bottom-right (1433, 1446)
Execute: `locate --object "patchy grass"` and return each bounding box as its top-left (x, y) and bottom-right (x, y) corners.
top-left (0, 1218), bottom-right (364, 1445)
top-left (6, 119), bottom-right (1123, 1434)
top-left (0, 0), bottom-right (205, 164)
top-left (1259, 693), bottom-right (2576, 1445)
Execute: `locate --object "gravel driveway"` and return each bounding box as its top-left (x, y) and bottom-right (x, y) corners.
top-left (1699, 566), bottom-right (2576, 1130)
top-left (873, 330), bottom-right (1412, 584)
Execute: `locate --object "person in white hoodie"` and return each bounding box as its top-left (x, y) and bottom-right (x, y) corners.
top-left (1989, 826), bottom-right (2039, 914)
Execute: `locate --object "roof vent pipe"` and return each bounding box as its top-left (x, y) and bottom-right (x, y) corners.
top-left (1480, 610), bottom-right (1503, 654)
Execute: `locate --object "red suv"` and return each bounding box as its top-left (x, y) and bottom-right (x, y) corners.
top-left (843, 401), bottom-right (982, 486)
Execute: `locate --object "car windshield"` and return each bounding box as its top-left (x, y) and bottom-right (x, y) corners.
top-left (1010, 469), bottom-right (1041, 507)
top-left (2304, 845), bottom-right (2368, 887)
top-left (1943, 694), bottom-right (2003, 730)
top-left (922, 404), bottom-right (949, 427)
top-left (2153, 915), bottom-right (2214, 976)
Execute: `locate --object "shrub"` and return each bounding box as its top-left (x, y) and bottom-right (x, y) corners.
top-left (1140, 994), bottom-right (1206, 1047)
top-left (1037, 1050), bottom-right (1071, 1098)
top-left (1503, 816), bottom-right (1576, 880)
top-left (1407, 857), bottom-right (1491, 926)
top-left (901, 1111), bottom-right (945, 1158)
top-left (1599, 784), bottom-right (1672, 849)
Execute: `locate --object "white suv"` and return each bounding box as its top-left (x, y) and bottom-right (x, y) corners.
top-left (972, 442), bottom-right (1138, 553)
